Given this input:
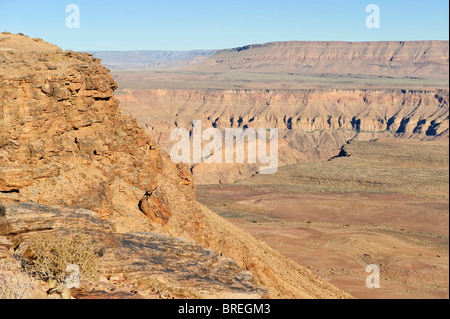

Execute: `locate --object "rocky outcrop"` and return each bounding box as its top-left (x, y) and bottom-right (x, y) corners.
top-left (138, 187), bottom-right (172, 226)
top-left (0, 33), bottom-right (350, 299)
top-left (0, 201), bottom-right (264, 299)
top-left (0, 32), bottom-right (194, 226)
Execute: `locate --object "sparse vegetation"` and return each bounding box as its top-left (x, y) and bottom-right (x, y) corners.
top-left (237, 140), bottom-right (449, 198)
top-left (29, 232), bottom-right (100, 285)
top-left (0, 259), bottom-right (39, 299)
top-left (115, 128), bottom-right (127, 141)
top-left (197, 140), bottom-right (449, 299)
top-left (113, 69), bottom-right (449, 91)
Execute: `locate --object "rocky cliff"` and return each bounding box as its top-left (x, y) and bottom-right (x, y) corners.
top-left (0, 33), bottom-right (349, 299)
top-left (117, 88), bottom-right (449, 184)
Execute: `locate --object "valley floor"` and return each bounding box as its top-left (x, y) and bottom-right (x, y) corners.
top-left (197, 140), bottom-right (449, 299)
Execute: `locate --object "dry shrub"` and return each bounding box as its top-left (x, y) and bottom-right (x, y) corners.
top-left (0, 259), bottom-right (39, 299)
top-left (30, 232), bottom-right (100, 285)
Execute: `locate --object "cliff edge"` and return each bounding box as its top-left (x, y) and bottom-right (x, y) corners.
top-left (0, 33), bottom-right (350, 299)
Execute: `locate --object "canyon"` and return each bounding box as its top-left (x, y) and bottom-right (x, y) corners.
top-left (104, 40), bottom-right (449, 299)
top-left (0, 33), bottom-right (350, 299)
top-left (110, 41), bottom-right (448, 184)
top-left (0, 34), bottom-right (448, 300)
top-left (116, 88), bottom-right (448, 184)
top-left (190, 41), bottom-right (449, 81)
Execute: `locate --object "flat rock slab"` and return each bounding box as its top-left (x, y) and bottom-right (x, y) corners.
top-left (0, 202), bottom-right (265, 299)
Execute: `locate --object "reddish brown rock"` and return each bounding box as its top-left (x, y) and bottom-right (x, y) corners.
top-left (0, 33), bottom-right (351, 299)
top-left (0, 201), bottom-right (265, 299)
top-left (138, 187), bottom-right (172, 226)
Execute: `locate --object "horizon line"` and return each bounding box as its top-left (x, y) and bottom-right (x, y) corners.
top-left (86, 39), bottom-right (449, 53)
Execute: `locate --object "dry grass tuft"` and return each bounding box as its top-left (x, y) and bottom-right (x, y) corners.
top-left (29, 232), bottom-right (100, 285)
top-left (0, 259), bottom-right (40, 299)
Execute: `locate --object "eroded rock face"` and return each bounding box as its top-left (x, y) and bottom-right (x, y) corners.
top-left (117, 88), bottom-right (449, 184)
top-left (193, 41), bottom-right (450, 80)
top-left (0, 33), bottom-right (351, 299)
top-left (111, 41), bottom-right (449, 184)
top-left (0, 33), bottom-right (194, 226)
top-left (0, 202), bottom-right (265, 299)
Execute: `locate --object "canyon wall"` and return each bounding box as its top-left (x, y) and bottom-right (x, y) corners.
top-left (117, 88), bottom-right (449, 184)
top-left (192, 41), bottom-right (449, 80)
top-left (112, 40), bottom-right (449, 184)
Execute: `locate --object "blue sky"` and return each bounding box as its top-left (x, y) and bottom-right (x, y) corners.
top-left (0, 0), bottom-right (448, 51)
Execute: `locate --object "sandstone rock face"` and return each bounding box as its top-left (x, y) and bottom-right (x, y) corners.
top-left (117, 88), bottom-right (449, 184)
top-left (0, 33), bottom-right (350, 299)
top-left (0, 202), bottom-right (265, 299)
top-left (0, 33), bottom-right (194, 224)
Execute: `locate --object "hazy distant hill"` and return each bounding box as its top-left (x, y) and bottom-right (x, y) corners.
top-left (91, 50), bottom-right (217, 70)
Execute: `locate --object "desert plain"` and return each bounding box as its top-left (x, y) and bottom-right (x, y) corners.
top-left (197, 139), bottom-right (449, 299)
